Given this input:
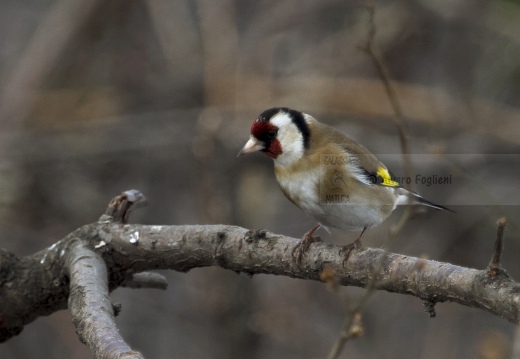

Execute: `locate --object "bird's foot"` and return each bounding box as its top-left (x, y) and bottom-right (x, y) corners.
top-left (339, 236), bottom-right (363, 266)
top-left (292, 224), bottom-right (322, 265)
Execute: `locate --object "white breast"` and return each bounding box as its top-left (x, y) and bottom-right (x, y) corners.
top-left (275, 164), bottom-right (396, 232)
top-left (276, 167), bottom-right (322, 213)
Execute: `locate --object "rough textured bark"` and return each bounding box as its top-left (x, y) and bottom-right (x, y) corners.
top-left (0, 191), bottom-right (519, 357)
top-left (1, 222), bottom-right (519, 343)
top-left (66, 239), bottom-right (144, 359)
top-left (0, 239), bottom-right (71, 340)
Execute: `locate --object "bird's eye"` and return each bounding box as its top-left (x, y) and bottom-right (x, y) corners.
top-left (267, 130), bottom-right (277, 138)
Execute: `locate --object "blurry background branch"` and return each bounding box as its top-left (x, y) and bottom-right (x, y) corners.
top-left (0, 0), bottom-right (103, 128)
top-left (1, 1), bottom-right (520, 358)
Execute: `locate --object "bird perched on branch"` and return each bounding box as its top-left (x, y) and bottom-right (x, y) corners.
top-left (238, 107), bottom-right (452, 262)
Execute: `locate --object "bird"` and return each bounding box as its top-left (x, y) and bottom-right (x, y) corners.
top-left (238, 107), bottom-right (453, 262)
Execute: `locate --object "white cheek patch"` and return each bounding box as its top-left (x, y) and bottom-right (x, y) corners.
top-left (277, 134), bottom-right (304, 166)
top-left (270, 113), bottom-right (305, 166)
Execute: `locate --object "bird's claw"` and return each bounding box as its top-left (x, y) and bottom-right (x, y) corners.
top-left (339, 237), bottom-right (363, 266)
top-left (292, 224), bottom-right (322, 265)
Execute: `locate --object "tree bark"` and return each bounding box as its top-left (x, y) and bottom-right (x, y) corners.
top-left (1, 222), bottom-right (519, 343)
top-left (0, 191), bottom-right (518, 357)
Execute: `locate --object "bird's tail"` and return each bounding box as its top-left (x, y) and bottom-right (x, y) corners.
top-left (413, 193), bottom-right (455, 213)
top-left (395, 188), bottom-right (455, 212)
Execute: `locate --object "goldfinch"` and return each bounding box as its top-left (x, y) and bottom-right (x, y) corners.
top-left (238, 107), bottom-right (452, 261)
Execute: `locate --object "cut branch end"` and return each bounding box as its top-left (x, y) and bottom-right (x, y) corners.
top-left (102, 189), bottom-right (147, 224)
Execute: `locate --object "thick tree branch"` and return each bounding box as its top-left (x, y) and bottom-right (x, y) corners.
top-left (0, 191), bottom-right (518, 359)
top-left (0, 240), bottom-right (71, 341)
top-left (66, 239), bottom-right (144, 359)
top-left (96, 223), bottom-right (518, 321)
top-left (1, 221), bottom-right (519, 347)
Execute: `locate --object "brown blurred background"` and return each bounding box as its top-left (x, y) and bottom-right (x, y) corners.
top-left (1, 0), bottom-right (520, 358)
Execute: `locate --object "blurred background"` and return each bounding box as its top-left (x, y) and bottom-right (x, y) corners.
top-left (1, 0), bottom-right (520, 358)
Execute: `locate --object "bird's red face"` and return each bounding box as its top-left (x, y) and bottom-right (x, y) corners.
top-left (238, 117), bottom-right (282, 159)
top-left (238, 107), bottom-right (310, 161)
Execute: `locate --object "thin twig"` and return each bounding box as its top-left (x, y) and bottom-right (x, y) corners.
top-left (328, 5), bottom-right (417, 357)
top-left (121, 272), bottom-right (168, 290)
top-left (360, 4), bottom-right (414, 192)
top-left (327, 277), bottom-right (374, 359)
top-left (327, 208), bottom-right (412, 359)
top-left (327, 311), bottom-right (364, 359)
top-left (488, 217), bottom-right (507, 276)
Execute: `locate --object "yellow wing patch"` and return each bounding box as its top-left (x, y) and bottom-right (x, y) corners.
top-left (376, 167), bottom-right (400, 187)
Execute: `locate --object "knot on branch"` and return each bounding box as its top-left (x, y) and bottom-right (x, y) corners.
top-left (244, 229), bottom-right (268, 242)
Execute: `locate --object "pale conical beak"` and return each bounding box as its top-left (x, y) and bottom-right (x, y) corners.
top-left (237, 137), bottom-right (265, 157)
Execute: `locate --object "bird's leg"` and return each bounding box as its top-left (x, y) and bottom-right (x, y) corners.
top-left (292, 224), bottom-right (322, 264)
top-left (340, 227), bottom-right (367, 264)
